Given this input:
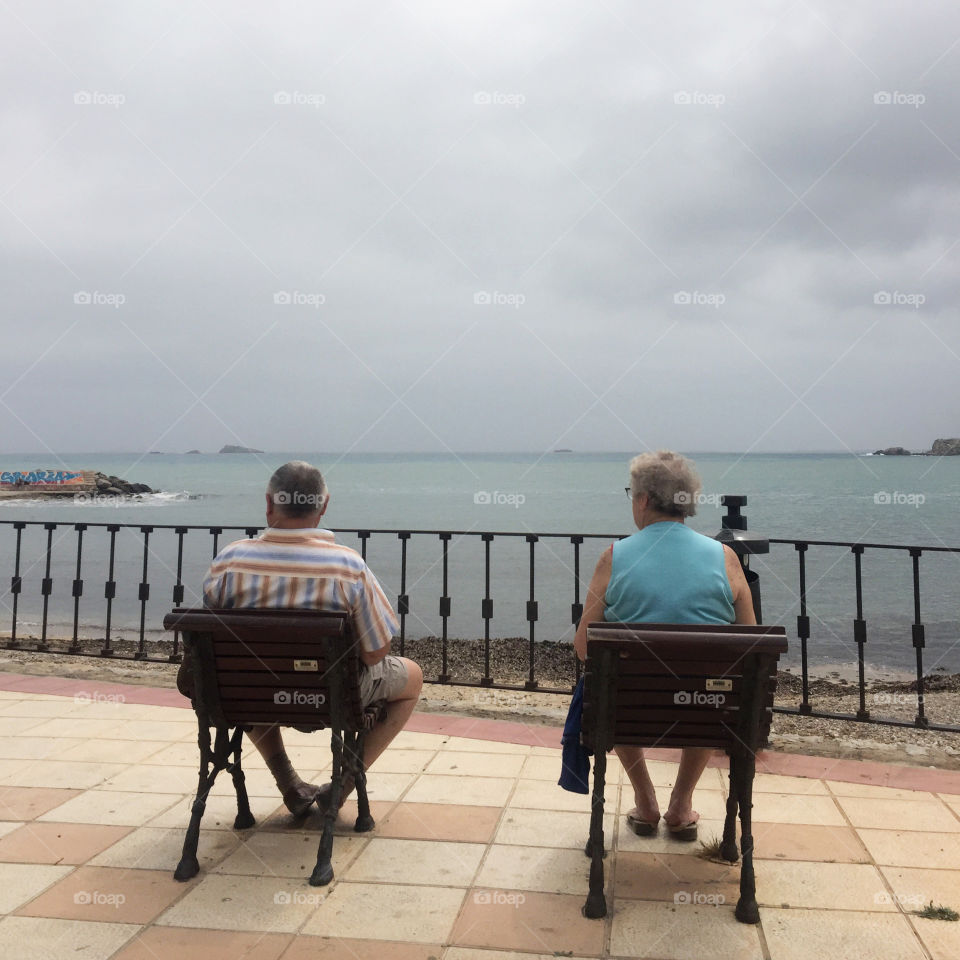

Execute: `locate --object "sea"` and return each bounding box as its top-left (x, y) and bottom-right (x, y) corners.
top-left (1, 451), bottom-right (958, 677)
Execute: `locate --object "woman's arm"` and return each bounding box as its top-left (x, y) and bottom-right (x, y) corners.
top-left (723, 545), bottom-right (757, 625)
top-left (573, 546), bottom-right (613, 661)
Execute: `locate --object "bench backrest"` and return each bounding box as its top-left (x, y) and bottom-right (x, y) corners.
top-left (582, 622), bottom-right (788, 752)
top-left (163, 607), bottom-right (364, 731)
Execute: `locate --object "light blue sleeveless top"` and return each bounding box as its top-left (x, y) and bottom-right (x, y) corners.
top-left (604, 522), bottom-right (735, 625)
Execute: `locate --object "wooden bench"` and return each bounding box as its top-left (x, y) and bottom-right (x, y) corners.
top-left (581, 622), bottom-right (788, 923)
top-left (163, 607), bottom-right (386, 887)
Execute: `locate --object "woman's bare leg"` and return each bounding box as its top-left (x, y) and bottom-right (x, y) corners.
top-left (664, 747), bottom-right (712, 826)
top-left (615, 745), bottom-right (660, 823)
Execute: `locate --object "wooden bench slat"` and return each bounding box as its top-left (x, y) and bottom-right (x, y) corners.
top-left (213, 657), bottom-right (333, 672)
top-left (212, 642), bottom-right (338, 657)
top-left (216, 672), bottom-right (336, 687)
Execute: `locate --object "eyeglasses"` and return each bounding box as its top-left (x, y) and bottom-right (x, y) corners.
top-left (625, 487), bottom-right (633, 500)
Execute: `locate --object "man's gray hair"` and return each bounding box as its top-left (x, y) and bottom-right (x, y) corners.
top-left (267, 461), bottom-right (328, 518)
top-left (629, 450), bottom-right (701, 518)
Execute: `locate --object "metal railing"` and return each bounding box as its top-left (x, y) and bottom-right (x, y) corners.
top-left (1, 514), bottom-right (958, 732)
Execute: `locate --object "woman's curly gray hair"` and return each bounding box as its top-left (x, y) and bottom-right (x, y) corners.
top-left (629, 450), bottom-right (701, 518)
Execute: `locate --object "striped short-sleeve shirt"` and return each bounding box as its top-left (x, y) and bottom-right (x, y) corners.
top-left (202, 527), bottom-right (399, 655)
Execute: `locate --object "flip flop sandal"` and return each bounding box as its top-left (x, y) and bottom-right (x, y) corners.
top-left (626, 812), bottom-right (660, 836)
top-left (666, 820), bottom-right (699, 842)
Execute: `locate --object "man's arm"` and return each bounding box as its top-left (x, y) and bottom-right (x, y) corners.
top-left (360, 640), bottom-right (390, 666)
top-left (351, 565), bottom-right (400, 666)
top-left (573, 546), bottom-right (613, 662)
top-left (723, 545), bottom-right (757, 625)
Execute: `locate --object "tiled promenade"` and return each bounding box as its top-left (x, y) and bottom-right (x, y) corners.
top-left (1, 673), bottom-right (960, 960)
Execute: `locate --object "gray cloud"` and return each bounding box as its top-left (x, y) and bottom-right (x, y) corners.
top-left (1, 0), bottom-right (958, 455)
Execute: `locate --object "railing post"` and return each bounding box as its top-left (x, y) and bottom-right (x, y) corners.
top-left (910, 548), bottom-right (928, 728)
top-left (210, 527), bottom-right (222, 559)
top-left (397, 532), bottom-right (410, 658)
top-left (438, 533), bottom-right (452, 683)
top-left (480, 534), bottom-right (494, 686)
top-left (170, 527), bottom-right (187, 663)
top-left (136, 526), bottom-right (153, 659)
top-left (795, 543), bottom-right (811, 715)
top-left (357, 531), bottom-right (370, 562)
top-left (7, 522), bottom-right (26, 649)
top-left (37, 522), bottom-right (57, 651)
top-left (525, 534), bottom-right (538, 691)
top-left (852, 546), bottom-right (869, 720)
top-left (101, 524), bottom-right (119, 657)
top-left (69, 524), bottom-right (87, 654)
top-left (571, 535), bottom-right (584, 688)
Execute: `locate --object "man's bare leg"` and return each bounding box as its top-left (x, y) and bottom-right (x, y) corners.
top-left (247, 724), bottom-right (320, 814)
top-left (663, 747), bottom-right (712, 828)
top-left (616, 745), bottom-right (660, 825)
top-left (334, 658), bottom-right (423, 804)
top-left (362, 658), bottom-right (423, 769)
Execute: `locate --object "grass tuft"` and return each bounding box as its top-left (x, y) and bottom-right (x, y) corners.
top-left (917, 902), bottom-right (960, 922)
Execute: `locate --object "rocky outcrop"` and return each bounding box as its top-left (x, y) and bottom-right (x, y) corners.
top-left (929, 438), bottom-right (960, 456)
top-left (0, 470), bottom-right (154, 500)
top-left (185, 449), bottom-right (201, 455)
top-left (219, 444), bottom-right (264, 454)
top-left (92, 473), bottom-right (153, 496)
top-left (873, 446), bottom-right (912, 456)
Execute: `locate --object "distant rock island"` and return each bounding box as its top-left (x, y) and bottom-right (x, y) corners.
top-left (185, 449), bottom-right (201, 455)
top-left (930, 438), bottom-right (960, 456)
top-left (219, 444), bottom-right (264, 454)
top-left (873, 438), bottom-right (960, 456)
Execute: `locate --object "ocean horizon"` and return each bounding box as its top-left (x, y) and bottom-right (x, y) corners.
top-left (1, 450), bottom-right (957, 677)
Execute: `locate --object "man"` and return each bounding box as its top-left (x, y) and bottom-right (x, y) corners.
top-left (198, 460), bottom-right (423, 815)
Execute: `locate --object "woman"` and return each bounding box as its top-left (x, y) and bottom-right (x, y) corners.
top-left (573, 450), bottom-right (756, 841)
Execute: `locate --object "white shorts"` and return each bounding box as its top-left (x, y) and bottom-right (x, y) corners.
top-left (358, 655), bottom-right (409, 707)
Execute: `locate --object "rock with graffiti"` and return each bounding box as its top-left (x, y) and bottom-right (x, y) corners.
top-left (0, 469), bottom-right (154, 500)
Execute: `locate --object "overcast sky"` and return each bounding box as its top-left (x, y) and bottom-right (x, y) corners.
top-left (1, 1), bottom-right (958, 456)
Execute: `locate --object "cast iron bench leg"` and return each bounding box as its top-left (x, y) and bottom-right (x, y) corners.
top-left (353, 730), bottom-right (374, 833)
top-left (734, 750), bottom-right (760, 924)
top-left (583, 749), bottom-right (608, 919)
top-left (310, 732), bottom-right (342, 886)
top-left (175, 720), bottom-right (221, 881)
top-left (228, 727), bottom-right (256, 830)
top-left (720, 752), bottom-right (740, 863)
